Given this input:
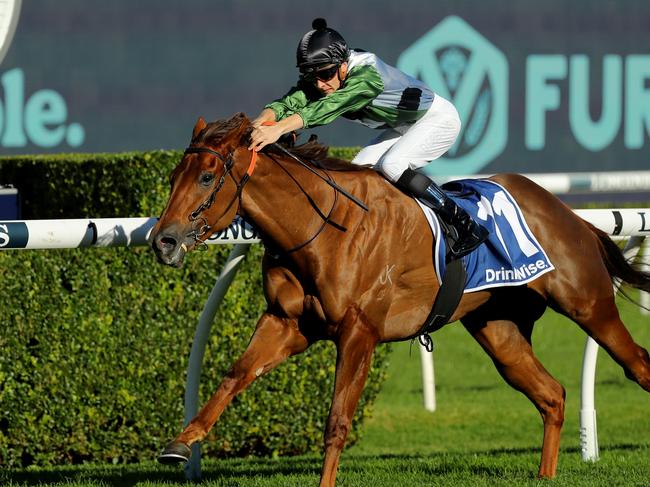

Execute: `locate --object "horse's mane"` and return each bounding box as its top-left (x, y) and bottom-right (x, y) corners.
top-left (193, 113), bottom-right (367, 173)
top-left (192, 114), bottom-right (248, 147)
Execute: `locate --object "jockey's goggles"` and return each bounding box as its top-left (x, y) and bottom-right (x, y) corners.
top-left (300, 64), bottom-right (339, 82)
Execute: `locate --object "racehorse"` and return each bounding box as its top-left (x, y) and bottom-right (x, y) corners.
top-left (150, 112), bottom-right (650, 486)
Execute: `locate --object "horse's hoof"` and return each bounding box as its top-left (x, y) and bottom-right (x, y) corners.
top-left (157, 441), bottom-right (191, 464)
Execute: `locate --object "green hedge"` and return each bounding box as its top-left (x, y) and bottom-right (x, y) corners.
top-left (0, 147), bottom-right (389, 468)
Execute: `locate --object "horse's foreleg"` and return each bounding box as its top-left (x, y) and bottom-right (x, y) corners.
top-left (159, 313), bottom-right (309, 463)
top-left (319, 308), bottom-right (377, 487)
top-left (463, 319), bottom-right (565, 479)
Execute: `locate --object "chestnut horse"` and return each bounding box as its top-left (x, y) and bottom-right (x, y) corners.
top-left (150, 113), bottom-right (650, 486)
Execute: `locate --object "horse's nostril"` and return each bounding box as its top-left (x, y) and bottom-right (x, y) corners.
top-left (158, 235), bottom-right (178, 251)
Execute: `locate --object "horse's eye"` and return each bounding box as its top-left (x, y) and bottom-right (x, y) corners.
top-left (199, 172), bottom-right (214, 186)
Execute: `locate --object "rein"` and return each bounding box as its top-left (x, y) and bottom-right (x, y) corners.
top-left (266, 152), bottom-right (344, 255)
top-left (270, 143), bottom-right (369, 212)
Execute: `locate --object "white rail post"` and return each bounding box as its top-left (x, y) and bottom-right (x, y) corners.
top-left (419, 345), bottom-right (436, 412)
top-left (579, 336), bottom-right (600, 461)
top-left (184, 243), bottom-right (251, 480)
top-left (579, 234), bottom-right (646, 462)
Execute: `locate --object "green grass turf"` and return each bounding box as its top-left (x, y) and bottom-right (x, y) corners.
top-left (3, 296), bottom-right (650, 486)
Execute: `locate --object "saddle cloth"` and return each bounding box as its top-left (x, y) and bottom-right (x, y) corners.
top-left (416, 179), bottom-right (555, 293)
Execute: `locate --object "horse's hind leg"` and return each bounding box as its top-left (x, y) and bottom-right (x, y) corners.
top-left (528, 202), bottom-right (650, 391)
top-left (544, 240), bottom-right (650, 393)
top-left (158, 312), bottom-right (310, 463)
top-left (462, 318), bottom-right (565, 478)
top-left (558, 293), bottom-right (650, 392)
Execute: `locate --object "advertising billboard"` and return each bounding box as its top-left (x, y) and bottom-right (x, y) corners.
top-left (1, 0), bottom-right (648, 175)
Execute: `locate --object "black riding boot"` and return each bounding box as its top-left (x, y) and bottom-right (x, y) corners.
top-left (396, 168), bottom-right (489, 258)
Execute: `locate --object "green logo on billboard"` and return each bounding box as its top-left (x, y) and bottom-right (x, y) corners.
top-left (398, 16), bottom-right (508, 175)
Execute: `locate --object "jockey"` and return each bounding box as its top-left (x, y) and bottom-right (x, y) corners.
top-left (249, 18), bottom-right (488, 258)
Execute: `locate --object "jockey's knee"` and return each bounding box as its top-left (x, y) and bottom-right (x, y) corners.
top-left (436, 95), bottom-right (462, 143)
top-left (377, 158), bottom-right (410, 183)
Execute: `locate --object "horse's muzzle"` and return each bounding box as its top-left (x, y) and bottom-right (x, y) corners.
top-left (150, 228), bottom-right (190, 267)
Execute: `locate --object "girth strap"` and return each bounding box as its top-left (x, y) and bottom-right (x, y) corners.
top-left (414, 223), bottom-right (468, 352)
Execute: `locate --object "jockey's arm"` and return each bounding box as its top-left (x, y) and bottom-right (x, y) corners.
top-left (248, 113), bottom-right (304, 152)
top-left (251, 108), bottom-right (277, 129)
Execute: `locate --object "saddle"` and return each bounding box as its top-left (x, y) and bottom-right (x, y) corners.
top-left (412, 179), bottom-right (555, 350)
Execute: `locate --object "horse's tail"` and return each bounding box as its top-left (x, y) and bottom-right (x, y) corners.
top-left (588, 222), bottom-right (650, 293)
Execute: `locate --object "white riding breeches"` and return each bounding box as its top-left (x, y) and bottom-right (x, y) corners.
top-left (350, 95), bottom-right (461, 182)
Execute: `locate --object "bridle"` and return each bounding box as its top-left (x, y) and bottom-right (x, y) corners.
top-left (181, 135), bottom-right (368, 254)
top-left (182, 145), bottom-right (256, 248)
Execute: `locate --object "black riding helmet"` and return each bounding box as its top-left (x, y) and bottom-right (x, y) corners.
top-left (296, 18), bottom-right (350, 73)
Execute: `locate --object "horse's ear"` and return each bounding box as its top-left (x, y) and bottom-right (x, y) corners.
top-left (192, 117), bottom-right (207, 141)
